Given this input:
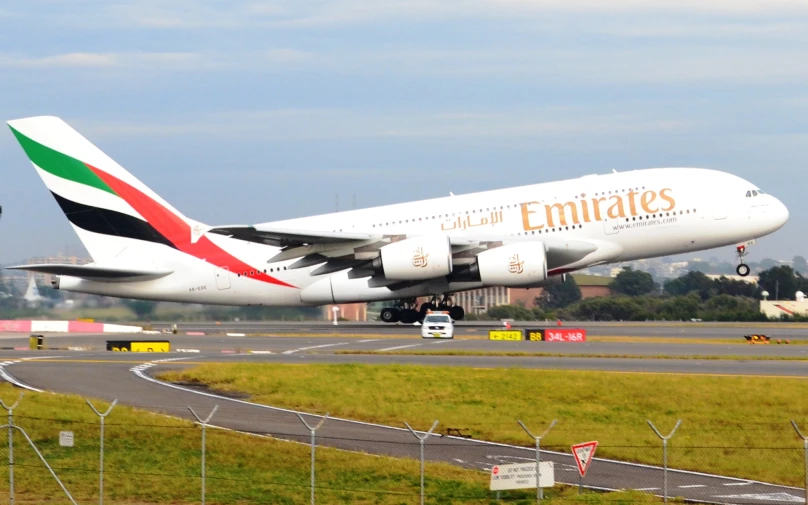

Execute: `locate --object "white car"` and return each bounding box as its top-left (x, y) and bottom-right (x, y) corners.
top-left (421, 312), bottom-right (454, 339)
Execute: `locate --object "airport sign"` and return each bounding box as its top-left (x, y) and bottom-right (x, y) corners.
top-left (571, 441), bottom-right (598, 477)
top-left (488, 329), bottom-right (523, 341)
top-left (489, 462), bottom-right (554, 491)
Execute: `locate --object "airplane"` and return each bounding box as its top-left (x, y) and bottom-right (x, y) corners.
top-left (4, 115), bottom-right (789, 324)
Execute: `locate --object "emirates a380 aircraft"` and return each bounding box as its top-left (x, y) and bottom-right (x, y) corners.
top-left (5, 116), bottom-right (789, 323)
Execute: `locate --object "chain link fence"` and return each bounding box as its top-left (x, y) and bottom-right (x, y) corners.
top-left (0, 395), bottom-right (805, 505)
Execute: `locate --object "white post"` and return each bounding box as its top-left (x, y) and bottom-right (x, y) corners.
top-left (332, 306), bottom-right (340, 326)
top-left (86, 399), bottom-right (118, 505)
top-left (405, 421), bottom-right (439, 505)
top-left (296, 413), bottom-right (329, 505)
top-left (518, 419), bottom-right (557, 503)
top-left (0, 393), bottom-right (23, 505)
top-left (648, 420), bottom-right (681, 505)
top-left (189, 406), bottom-right (219, 505)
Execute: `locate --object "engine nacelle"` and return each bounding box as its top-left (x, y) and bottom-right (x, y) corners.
top-left (474, 242), bottom-right (548, 287)
top-left (372, 235), bottom-right (453, 281)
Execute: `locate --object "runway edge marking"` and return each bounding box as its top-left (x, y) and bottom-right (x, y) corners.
top-left (130, 357), bottom-right (804, 493)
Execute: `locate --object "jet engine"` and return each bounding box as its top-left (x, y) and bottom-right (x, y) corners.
top-left (469, 242), bottom-right (548, 287)
top-left (371, 235), bottom-right (453, 280)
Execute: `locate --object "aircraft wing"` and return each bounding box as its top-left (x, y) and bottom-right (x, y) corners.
top-left (5, 264), bottom-right (173, 282)
top-left (206, 225), bottom-right (375, 248)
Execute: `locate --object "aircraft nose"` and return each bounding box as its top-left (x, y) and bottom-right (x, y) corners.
top-left (770, 197), bottom-right (789, 229)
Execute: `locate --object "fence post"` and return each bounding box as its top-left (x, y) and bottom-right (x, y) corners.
top-left (189, 405), bottom-right (218, 505)
top-left (517, 419), bottom-right (557, 502)
top-left (647, 419), bottom-right (681, 505)
top-left (791, 421), bottom-right (808, 505)
top-left (295, 412), bottom-right (328, 505)
top-left (86, 399), bottom-right (117, 505)
top-left (404, 420), bottom-right (439, 505)
top-left (0, 393), bottom-right (23, 505)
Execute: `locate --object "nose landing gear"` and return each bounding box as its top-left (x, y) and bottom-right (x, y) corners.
top-left (736, 245), bottom-right (751, 277)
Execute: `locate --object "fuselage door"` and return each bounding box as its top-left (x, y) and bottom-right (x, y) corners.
top-left (215, 267), bottom-right (231, 290)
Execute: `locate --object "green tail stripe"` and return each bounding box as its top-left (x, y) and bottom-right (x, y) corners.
top-left (9, 126), bottom-right (116, 196)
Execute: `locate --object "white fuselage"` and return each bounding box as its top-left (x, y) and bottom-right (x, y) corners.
top-left (56, 167), bottom-right (789, 306)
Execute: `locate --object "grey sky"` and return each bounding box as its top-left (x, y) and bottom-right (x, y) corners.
top-left (1, 1), bottom-right (807, 265)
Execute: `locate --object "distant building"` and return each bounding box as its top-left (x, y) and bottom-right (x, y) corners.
top-left (324, 303), bottom-right (368, 321)
top-left (760, 291), bottom-right (808, 318)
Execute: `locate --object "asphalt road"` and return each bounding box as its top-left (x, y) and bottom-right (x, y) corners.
top-left (3, 332), bottom-right (808, 363)
top-left (0, 351), bottom-right (803, 505)
top-left (140, 320), bottom-right (808, 340)
top-left (0, 324), bottom-right (806, 504)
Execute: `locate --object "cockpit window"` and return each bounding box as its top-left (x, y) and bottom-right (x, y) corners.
top-left (746, 191), bottom-right (751, 197)
top-left (746, 189), bottom-right (764, 197)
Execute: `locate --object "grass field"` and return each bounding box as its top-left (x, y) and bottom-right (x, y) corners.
top-left (0, 383), bottom-right (513, 504)
top-left (158, 363), bottom-right (808, 488)
top-left (334, 350), bottom-right (808, 360)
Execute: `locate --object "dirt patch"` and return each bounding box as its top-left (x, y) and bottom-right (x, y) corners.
top-left (167, 379), bottom-right (252, 400)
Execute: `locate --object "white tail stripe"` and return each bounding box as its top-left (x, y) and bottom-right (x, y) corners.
top-left (9, 116), bottom-right (189, 223)
top-left (34, 165), bottom-right (145, 221)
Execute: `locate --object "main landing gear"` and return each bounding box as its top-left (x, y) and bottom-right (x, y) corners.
top-left (379, 295), bottom-right (465, 324)
top-left (736, 244), bottom-right (751, 277)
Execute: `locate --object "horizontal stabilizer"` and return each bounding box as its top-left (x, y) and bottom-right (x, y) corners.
top-left (5, 264), bottom-right (173, 282)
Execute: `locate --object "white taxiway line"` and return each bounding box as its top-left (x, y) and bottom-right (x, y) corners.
top-left (282, 342), bottom-right (349, 355)
top-left (679, 485), bottom-right (707, 489)
top-left (357, 339), bottom-right (380, 343)
top-left (377, 344), bottom-right (422, 352)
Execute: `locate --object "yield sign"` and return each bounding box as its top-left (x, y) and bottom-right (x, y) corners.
top-left (571, 441), bottom-right (598, 477)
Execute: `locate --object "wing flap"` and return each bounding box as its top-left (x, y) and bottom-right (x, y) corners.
top-left (207, 225), bottom-right (374, 247)
top-left (5, 264), bottom-right (173, 282)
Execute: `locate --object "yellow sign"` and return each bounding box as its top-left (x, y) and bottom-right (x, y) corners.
top-left (526, 330), bottom-right (544, 341)
top-left (109, 340), bottom-right (171, 352)
top-left (131, 341), bottom-right (171, 352)
top-left (489, 330), bottom-right (523, 341)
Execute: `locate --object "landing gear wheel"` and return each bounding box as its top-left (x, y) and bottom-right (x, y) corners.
top-left (400, 309), bottom-right (419, 324)
top-left (380, 307), bottom-right (400, 323)
top-left (736, 264), bottom-right (750, 277)
top-left (449, 306), bottom-right (465, 321)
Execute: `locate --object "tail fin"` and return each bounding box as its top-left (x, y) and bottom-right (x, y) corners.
top-left (7, 116), bottom-right (205, 261)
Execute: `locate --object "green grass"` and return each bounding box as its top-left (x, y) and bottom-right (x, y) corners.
top-left (0, 383), bottom-right (505, 505)
top-left (157, 364), bottom-right (808, 488)
top-left (333, 350), bottom-right (808, 360)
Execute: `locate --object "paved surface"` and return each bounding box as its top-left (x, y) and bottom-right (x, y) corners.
top-left (3, 332), bottom-right (808, 365)
top-left (141, 320), bottom-right (808, 341)
top-left (0, 351), bottom-right (804, 505)
top-left (0, 323), bottom-right (807, 503)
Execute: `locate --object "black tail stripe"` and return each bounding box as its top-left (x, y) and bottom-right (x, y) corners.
top-left (51, 192), bottom-right (177, 249)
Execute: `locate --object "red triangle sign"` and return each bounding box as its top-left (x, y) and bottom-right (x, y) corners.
top-left (571, 441), bottom-right (598, 477)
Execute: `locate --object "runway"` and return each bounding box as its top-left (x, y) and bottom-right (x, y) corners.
top-left (147, 320), bottom-right (808, 341)
top-left (0, 324), bottom-right (806, 504)
top-left (0, 350), bottom-right (804, 505)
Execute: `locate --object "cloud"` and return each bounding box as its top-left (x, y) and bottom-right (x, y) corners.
top-left (14, 0), bottom-right (808, 31)
top-left (0, 51), bottom-right (202, 69)
top-left (72, 108), bottom-right (695, 142)
top-left (0, 50), bottom-right (312, 70)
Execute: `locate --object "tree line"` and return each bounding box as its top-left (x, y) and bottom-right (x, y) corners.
top-left (481, 264), bottom-right (808, 322)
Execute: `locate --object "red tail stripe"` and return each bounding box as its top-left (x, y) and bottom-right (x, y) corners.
top-left (86, 163), bottom-right (296, 289)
